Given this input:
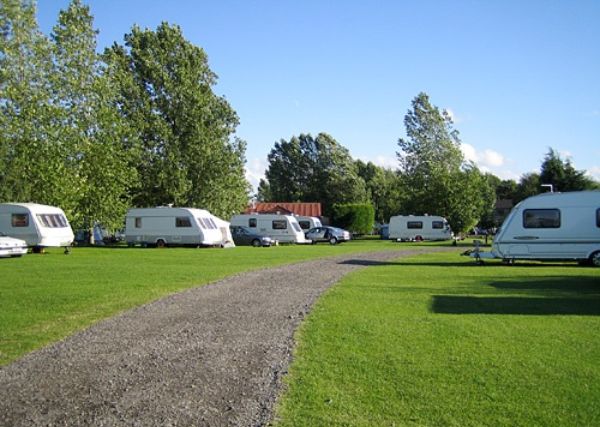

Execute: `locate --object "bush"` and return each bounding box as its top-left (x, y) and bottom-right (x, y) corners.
top-left (332, 203), bottom-right (375, 235)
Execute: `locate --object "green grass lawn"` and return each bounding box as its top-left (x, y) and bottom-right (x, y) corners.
top-left (0, 239), bottom-right (412, 366)
top-left (275, 252), bottom-right (600, 426)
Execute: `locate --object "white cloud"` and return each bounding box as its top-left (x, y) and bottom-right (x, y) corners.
top-left (245, 157), bottom-right (268, 193)
top-left (480, 149), bottom-right (505, 168)
top-left (460, 143), bottom-right (517, 179)
top-left (460, 143), bottom-right (505, 169)
top-left (357, 154), bottom-right (398, 169)
top-left (587, 166), bottom-right (600, 181)
top-left (444, 108), bottom-right (459, 124)
top-left (460, 143), bottom-right (478, 163)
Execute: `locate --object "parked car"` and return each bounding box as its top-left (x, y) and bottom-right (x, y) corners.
top-left (305, 226), bottom-right (351, 245)
top-left (0, 232), bottom-right (28, 258)
top-left (230, 225), bottom-right (273, 247)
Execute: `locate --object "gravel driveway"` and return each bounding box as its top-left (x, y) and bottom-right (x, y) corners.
top-left (0, 249), bottom-right (446, 426)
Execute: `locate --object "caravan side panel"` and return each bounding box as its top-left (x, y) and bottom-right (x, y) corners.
top-left (125, 208), bottom-right (223, 247)
top-left (491, 191), bottom-right (600, 262)
top-left (389, 215), bottom-right (453, 241)
top-left (0, 203), bottom-right (74, 247)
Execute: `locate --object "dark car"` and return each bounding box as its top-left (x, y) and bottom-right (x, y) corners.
top-left (230, 225), bottom-right (273, 247)
top-left (305, 226), bottom-right (351, 245)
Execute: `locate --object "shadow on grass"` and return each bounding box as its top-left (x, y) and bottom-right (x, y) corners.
top-left (338, 259), bottom-right (474, 267)
top-left (492, 277), bottom-right (600, 295)
top-left (339, 258), bottom-right (591, 268)
top-left (432, 295), bottom-right (600, 315)
top-left (433, 276), bottom-right (600, 315)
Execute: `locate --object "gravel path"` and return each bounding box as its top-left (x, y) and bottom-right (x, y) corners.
top-left (1, 249), bottom-right (447, 426)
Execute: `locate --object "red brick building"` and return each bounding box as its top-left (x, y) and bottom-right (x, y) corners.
top-left (244, 202), bottom-right (322, 217)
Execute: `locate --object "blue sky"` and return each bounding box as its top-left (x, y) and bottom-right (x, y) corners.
top-left (36, 0), bottom-right (600, 190)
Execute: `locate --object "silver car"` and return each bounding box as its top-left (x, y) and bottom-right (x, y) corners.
top-left (230, 226), bottom-right (273, 247)
top-left (305, 226), bottom-right (351, 245)
top-left (0, 232), bottom-right (28, 258)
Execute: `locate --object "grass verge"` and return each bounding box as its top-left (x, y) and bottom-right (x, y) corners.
top-left (0, 239), bottom-right (419, 366)
top-left (275, 251), bottom-right (600, 426)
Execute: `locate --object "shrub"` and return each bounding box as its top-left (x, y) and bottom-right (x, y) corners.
top-left (332, 203), bottom-right (375, 235)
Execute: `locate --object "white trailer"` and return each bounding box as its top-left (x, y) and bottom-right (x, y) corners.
top-left (0, 203), bottom-right (74, 251)
top-left (388, 215), bottom-right (453, 241)
top-left (230, 214), bottom-right (309, 243)
top-left (296, 215), bottom-right (322, 230)
top-left (472, 191), bottom-right (600, 266)
top-left (125, 207), bottom-right (232, 248)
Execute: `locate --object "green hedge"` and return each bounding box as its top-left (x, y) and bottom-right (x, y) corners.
top-left (331, 203), bottom-right (375, 234)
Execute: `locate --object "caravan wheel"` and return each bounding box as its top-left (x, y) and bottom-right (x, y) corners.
top-left (156, 239), bottom-right (166, 248)
top-left (590, 251), bottom-right (600, 267)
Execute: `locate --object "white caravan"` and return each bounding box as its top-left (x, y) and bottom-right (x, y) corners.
top-left (230, 214), bottom-right (309, 243)
top-left (472, 191), bottom-right (600, 266)
top-left (125, 207), bottom-right (232, 247)
top-left (389, 215), bottom-right (453, 241)
top-left (0, 203), bottom-right (74, 251)
top-left (0, 203), bottom-right (75, 252)
top-left (296, 216), bottom-right (322, 230)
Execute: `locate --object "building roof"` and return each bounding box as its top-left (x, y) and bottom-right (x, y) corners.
top-left (245, 202), bottom-right (322, 217)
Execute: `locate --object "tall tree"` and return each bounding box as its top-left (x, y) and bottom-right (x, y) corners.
top-left (261, 133), bottom-right (368, 216)
top-left (0, 0), bottom-right (61, 204)
top-left (516, 172), bottom-right (541, 202)
top-left (355, 160), bottom-right (404, 223)
top-left (105, 23), bottom-right (249, 218)
top-left (495, 179), bottom-right (518, 201)
top-left (50, 0), bottom-right (138, 231)
top-left (540, 148), bottom-right (599, 192)
top-left (396, 93), bottom-right (493, 233)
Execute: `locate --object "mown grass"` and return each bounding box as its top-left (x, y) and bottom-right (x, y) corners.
top-left (275, 252), bottom-right (600, 426)
top-left (0, 239), bottom-right (416, 366)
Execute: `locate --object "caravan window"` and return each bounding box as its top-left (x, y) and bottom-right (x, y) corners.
top-left (407, 221), bottom-right (423, 229)
top-left (432, 221), bottom-right (444, 229)
top-left (248, 218), bottom-right (257, 228)
top-left (36, 214), bottom-right (68, 228)
top-left (596, 209), bottom-right (600, 228)
top-left (523, 209), bottom-right (560, 228)
top-left (11, 213), bottom-right (29, 227)
top-left (272, 220), bottom-right (287, 230)
top-left (135, 217), bottom-right (142, 228)
top-left (207, 218), bottom-right (217, 229)
top-left (298, 220), bottom-right (311, 230)
top-left (176, 217), bottom-right (192, 228)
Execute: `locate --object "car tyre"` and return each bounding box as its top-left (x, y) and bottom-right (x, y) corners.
top-left (329, 237), bottom-right (338, 245)
top-left (590, 251), bottom-right (600, 267)
top-left (251, 239), bottom-right (261, 247)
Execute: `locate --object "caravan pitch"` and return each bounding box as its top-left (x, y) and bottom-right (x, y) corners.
top-left (0, 249), bottom-right (449, 426)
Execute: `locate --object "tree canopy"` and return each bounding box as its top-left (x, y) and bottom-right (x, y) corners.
top-left (259, 133), bottom-right (368, 217)
top-left (396, 92), bottom-right (494, 233)
top-left (105, 22), bottom-right (249, 219)
top-left (0, 1), bottom-right (249, 230)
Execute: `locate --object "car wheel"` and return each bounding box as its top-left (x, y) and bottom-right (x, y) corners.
top-left (156, 239), bottom-right (166, 248)
top-left (590, 251), bottom-right (600, 267)
top-left (251, 239), bottom-right (261, 247)
top-left (329, 237), bottom-right (338, 245)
